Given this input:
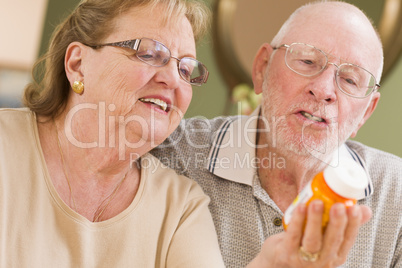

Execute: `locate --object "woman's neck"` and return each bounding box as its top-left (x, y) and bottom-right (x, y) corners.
top-left (37, 114), bottom-right (143, 221)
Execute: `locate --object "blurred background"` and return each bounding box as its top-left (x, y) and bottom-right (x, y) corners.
top-left (1, 0), bottom-right (401, 157)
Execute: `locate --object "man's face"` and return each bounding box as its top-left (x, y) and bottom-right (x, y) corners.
top-left (259, 7), bottom-right (381, 160)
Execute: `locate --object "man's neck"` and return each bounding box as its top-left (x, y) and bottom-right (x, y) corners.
top-left (256, 133), bottom-right (329, 212)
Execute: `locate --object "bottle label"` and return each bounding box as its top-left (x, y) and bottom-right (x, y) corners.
top-left (283, 180), bottom-right (313, 226)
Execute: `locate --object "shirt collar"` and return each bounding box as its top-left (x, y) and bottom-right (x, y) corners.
top-left (207, 107), bottom-right (373, 199)
top-left (207, 107), bottom-right (260, 186)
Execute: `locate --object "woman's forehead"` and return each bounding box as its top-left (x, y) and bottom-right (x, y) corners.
top-left (107, 6), bottom-right (195, 55)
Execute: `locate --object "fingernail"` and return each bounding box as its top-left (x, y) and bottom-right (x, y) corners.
top-left (350, 206), bottom-right (359, 218)
top-left (335, 204), bottom-right (346, 216)
top-left (298, 204), bottom-right (307, 214)
top-left (313, 200), bottom-right (324, 212)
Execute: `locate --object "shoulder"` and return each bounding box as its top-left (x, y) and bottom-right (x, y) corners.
top-left (154, 115), bottom-right (240, 150)
top-left (0, 108), bottom-right (35, 140)
top-left (164, 115), bottom-right (239, 148)
top-left (0, 107), bottom-right (32, 122)
top-left (151, 115), bottom-right (240, 172)
top-left (346, 140), bottom-right (402, 174)
top-left (346, 140), bottom-right (402, 196)
top-left (141, 154), bottom-right (208, 201)
top-left (347, 142), bottom-right (402, 262)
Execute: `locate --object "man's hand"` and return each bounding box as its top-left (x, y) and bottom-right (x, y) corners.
top-left (247, 200), bottom-right (372, 267)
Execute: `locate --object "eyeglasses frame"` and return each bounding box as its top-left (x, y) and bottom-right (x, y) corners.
top-left (272, 43), bottom-right (381, 99)
top-left (86, 38), bottom-right (209, 86)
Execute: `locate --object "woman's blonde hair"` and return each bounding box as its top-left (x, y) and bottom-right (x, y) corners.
top-left (23, 0), bottom-right (211, 118)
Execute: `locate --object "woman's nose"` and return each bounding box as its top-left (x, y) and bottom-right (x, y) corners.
top-left (153, 58), bottom-right (182, 88)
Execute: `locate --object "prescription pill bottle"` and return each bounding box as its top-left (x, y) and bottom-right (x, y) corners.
top-left (282, 158), bottom-right (368, 231)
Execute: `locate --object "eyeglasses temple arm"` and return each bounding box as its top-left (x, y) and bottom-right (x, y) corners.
top-left (86, 39), bottom-right (141, 50)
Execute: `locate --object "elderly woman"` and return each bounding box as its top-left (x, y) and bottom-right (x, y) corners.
top-left (0, 0), bottom-right (224, 267)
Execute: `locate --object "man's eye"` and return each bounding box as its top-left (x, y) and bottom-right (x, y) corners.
top-left (344, 77), bottom-right (358, 86)
top-left (301, 59), bottom-right (314, 65)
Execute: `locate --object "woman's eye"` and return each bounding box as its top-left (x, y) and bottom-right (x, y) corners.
top-left (180, 69), bottom-right (191, 78)
top-left (137, 50), bottom-right (156, 61)
top-left (179, 67), bottom-right (191, 79)
top-left (138, 54), bottom-right (155, 60)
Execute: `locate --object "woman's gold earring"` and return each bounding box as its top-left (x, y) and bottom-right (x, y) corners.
top-left (72, 81), bottom-right (84, 95)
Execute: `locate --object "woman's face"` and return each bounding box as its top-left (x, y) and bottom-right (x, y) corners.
top-left (75, 5), bottom-right (196, 153)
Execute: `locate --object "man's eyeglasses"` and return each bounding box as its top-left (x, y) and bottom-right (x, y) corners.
top-left (273, 43), bottom-right (380, 98)
top-left (88, 38), bottom-right (209, 86)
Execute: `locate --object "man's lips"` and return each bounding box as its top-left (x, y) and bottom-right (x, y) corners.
top-left (299, 111), bottom-right (326, 123)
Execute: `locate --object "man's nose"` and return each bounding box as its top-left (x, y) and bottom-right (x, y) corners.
top-left (306, 64), bottom-right (338, 104)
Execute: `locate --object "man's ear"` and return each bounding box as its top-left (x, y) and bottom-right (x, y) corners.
top-left (350, 92), bottom-right (381, 138)
top-left (65, 42), bottom-right (86, 84)
top-left (252, 44), bottom-right (273, 94)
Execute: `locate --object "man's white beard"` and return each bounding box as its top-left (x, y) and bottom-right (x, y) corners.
top-left (273, 115), bottom-right (339, 160)
top-left (260, 82), bottom-right (361, 164)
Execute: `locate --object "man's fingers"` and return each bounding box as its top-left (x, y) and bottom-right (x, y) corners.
top-left (360, 205), bottom-right (372, 225)
top-left (302, 200), bottom-right (324, 253)
top-left (320, 203), bottom-right (348, 262)
top-left (337, 205), bottom-right (372, 262)
top-left (285, 203), bottom-right (307, 245)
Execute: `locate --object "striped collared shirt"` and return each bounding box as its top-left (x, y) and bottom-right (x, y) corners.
top-left (152, 108), bottom-right (402, 268)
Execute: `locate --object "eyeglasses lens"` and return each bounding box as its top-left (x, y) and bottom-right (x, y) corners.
top-left (285, 44), bottom-right (327, 75)
top-left (336, 64), bottom-right (376, 97)
top-left (136, 39), bottom-right (170, 66)
top-left (136, 38), bottom-right (208, 86)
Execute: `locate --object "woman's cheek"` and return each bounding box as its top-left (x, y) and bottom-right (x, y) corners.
top-left (178, 86), bottom-right (193, 115)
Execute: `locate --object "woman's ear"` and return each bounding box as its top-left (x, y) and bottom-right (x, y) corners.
top-left (65, 42), bottom-right (86, 84)
top-left (252, 44), bottom-right (273, 94)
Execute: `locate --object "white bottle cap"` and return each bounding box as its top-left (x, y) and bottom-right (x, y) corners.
top-left (324, 158), bottom-right (368, 199)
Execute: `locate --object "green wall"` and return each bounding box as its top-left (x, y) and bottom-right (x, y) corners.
top-left (39, 1), bottom-right (78, 56)
top-left (41, 0), bottom-right (402, 157)
top-left (189, 0), bottom-right (402, 158)
top-left (353, 56), bottom-right (402, 157)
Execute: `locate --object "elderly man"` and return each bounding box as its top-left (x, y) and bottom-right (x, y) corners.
top-left (152, 1), bottom-right (402, 267)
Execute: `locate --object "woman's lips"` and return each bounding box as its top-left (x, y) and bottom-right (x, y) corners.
top-left (139, 97), bottom-right (170, 112)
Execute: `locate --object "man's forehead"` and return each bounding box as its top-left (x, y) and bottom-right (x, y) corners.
top-left (282, 20), bottom-right (381, 76)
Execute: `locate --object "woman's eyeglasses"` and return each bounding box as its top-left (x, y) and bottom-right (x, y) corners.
top-left (88, 38), bottom-right (209, 86)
